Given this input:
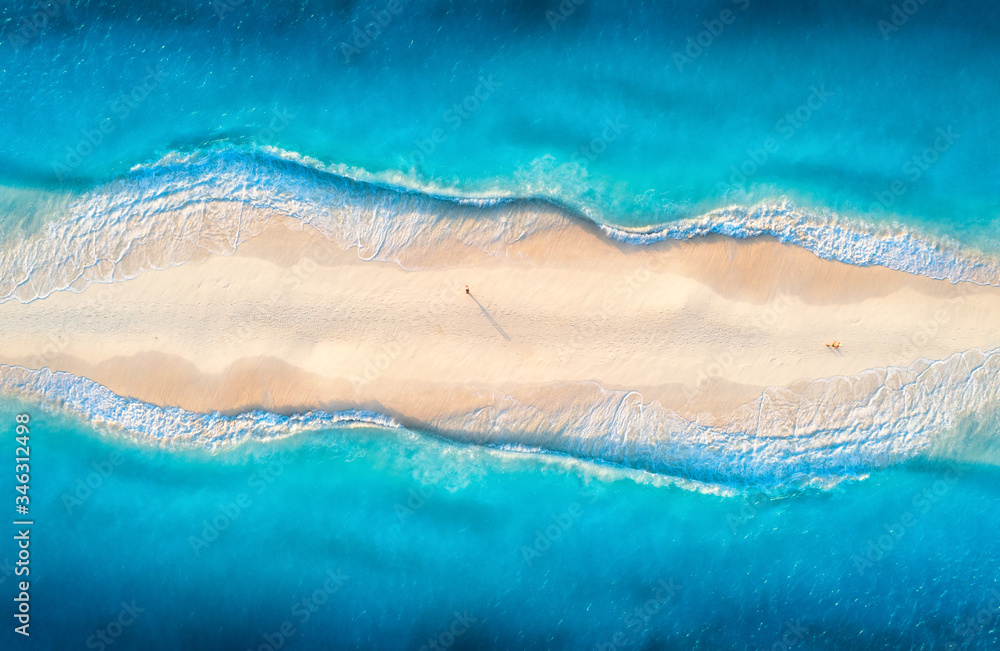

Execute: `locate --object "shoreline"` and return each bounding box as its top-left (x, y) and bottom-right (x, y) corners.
top-left (4, 150), bottom-right (1000, 307)
top-left (4, 215), bottom-right (1000, 488)
top-left (5, 345), bottom-right (999, 490)
top-left (2, 217), bottom-right (999, 431)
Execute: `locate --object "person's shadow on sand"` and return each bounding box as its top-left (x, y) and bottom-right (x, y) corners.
top-left (469, 294), bottom-right (511, 342)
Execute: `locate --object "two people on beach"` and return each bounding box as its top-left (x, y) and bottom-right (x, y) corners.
top-left (826, 341), bottom-right (841, 350)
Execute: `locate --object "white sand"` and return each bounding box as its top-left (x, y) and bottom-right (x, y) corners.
top-left (3, 218), bottom-right (999, 430)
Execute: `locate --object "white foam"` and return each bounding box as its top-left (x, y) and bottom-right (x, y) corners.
top-left (0, 147), bottom-right (561, 303)
top-left (3, 348), bottom-right (998, 491)
top-left (1, 146), bottom-right (998, 303)
top-left (602, 203), bottom-right (1000, 286)
top-left (0, 365), bottom-right (399, 450)
top-left (431, 348), bottom-right (1000, 490)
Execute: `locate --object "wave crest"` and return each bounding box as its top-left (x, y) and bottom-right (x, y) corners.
top-left (4, 348), bottom-right (999, 491)
top-left (0, 365), bottom-right (398, 450)
top-left (1, 146), bottom-right (998, 302)
top-left (604, 207), bottom-right (1000, 286)
top-left (429, 348), bottom-right (1000, 490)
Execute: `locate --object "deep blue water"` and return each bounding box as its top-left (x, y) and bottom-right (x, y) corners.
top-left (0, 400), bottom-right (999, 649)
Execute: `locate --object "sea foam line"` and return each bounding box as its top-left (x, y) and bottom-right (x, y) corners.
top-left (3, 347), bottom-right (999, 491)
top-left (602, 206), bottom-right (999, 287)
top-left (0, 365), bottom-right (399, 450)
top-left (1, 146), bottom-right (999, 303)
top-left (411, 348), bottom-right (1000, 490)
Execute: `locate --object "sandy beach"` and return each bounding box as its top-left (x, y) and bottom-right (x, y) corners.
top-left (3, 216), bottom-right (1000, 432)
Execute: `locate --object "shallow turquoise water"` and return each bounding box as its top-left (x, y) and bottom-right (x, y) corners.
top-left (1, 400), bottom-right (998, 649)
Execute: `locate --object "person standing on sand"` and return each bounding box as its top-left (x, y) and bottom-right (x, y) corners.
top-left (465, 285), bottom-right (470, 295)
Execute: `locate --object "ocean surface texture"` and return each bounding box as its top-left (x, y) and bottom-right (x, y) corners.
top-left (1, 0), bottom-right (998, 649)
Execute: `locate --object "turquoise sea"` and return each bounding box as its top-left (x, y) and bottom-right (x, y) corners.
top-left (1, 0), bottom-right (999, 648)
top-left (2, 399), bottom-right (1000, 649)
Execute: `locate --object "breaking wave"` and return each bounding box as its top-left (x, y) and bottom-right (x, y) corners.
top-left (0, 365), bottom-right (398, 450)
top-left (4, 347), bottom-right (999, 492)
top-left (1, 146), bottom-right (998, 303)
top-left (436, 348), bottom-right (1000, 491)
